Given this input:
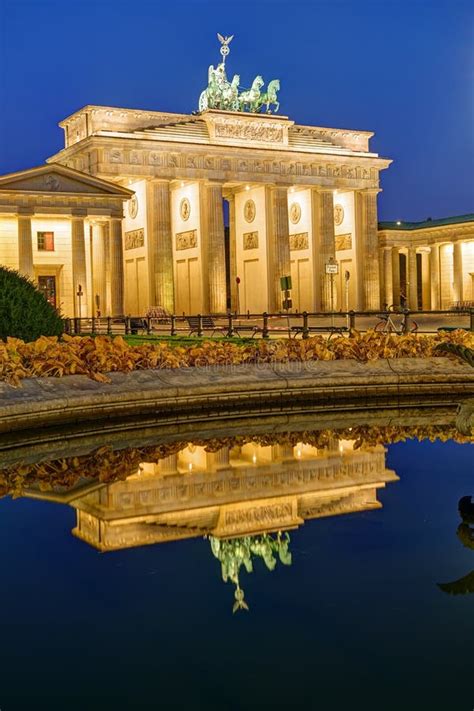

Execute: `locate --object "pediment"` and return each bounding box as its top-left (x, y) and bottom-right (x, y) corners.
top-left (0, 164), bottom-right (133, 198)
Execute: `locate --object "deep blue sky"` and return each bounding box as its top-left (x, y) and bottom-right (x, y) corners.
top-left (0, 0), bottom-right (472, 221)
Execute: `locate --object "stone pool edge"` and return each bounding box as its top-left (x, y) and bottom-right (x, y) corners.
top-left (0, 357), bottom-right (473, 435)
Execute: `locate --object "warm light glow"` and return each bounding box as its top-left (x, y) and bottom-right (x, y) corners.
top-left (245, 185), bottom-right (250, 191)
top-left (396, 220), bottom-right (401, 225)
top-left (188, 462), bottom-right (193, 471)
top-left (296, 449), bottom-right (302, 458)
top-left (181, 181), bottom-right (185, 187)
top-left (252, 454), bottom-right (257, 464)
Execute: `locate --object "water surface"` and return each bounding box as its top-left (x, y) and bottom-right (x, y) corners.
top-left (0, 413), bottom-right (472, 711)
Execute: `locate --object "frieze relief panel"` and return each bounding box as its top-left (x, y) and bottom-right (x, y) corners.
top-left (243, 231), bottom-right (259, 250)
top-left (335, 233), bottom-right (352, 251)
top-left (289, 232), bottom-right (309, 251)
top-left (176, 229), bottom-right (197, 250)
top-left (203, 112), bottom-right (292, 149)
top-left (124, 229), bottom-right (145, 250)
top-left (93, 145), bottom-right (383, 189)
top-left (105, 451), bottom-right (388, 511)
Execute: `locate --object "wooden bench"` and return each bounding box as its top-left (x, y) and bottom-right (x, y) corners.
top-left (291, 325), bottom-right (348, 339)
top-left (186, 316), bottom-right (227, 337)
top-left (231, 323), bottom-right (262, 338)
top-left (185, 316), bottom-right (262, 338)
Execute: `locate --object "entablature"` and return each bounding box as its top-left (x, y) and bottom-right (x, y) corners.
top-left (48, 135), bottom-right (391, 191)
top-left (378, 222), bottom-right (474, 248)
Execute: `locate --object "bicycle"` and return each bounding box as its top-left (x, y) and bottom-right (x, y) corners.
top-left (374, 305), bottom-right (418, 334)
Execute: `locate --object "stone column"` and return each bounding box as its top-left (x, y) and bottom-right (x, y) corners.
top-left (92, 223), bottom-right (107, 316)
top-left (421, 250), bottom-right (431, 310)
top-left (407, 246), bottom-right (418, 310)
top-left (378, 245), bottom-right (385, 308)
top-left (227, 193), bottom-right (238, 311)
top-left (355, 189), bottom-right (380, 310)
top-left (383, 248), bottom-right (393, 308)
top-left (109, 218), bottom-right (124, 316)
top-left (71, 217), bottom-right (87, 317)
top-left (391, 247), bottom-right (400, 308)
top-left (103, 222), bottom-right (111, 316)
top-left (266, 186), bottom-right (291, 312)
top-left (430, 243), bottom-right (440, 310)
top-left (310, 188), bottom-right (335, 311)
top-left (200, 182), bottom-right (227, 313)
top-left (453, 241), bottom-right (463, 304)
top-left (146, 180), bottom-right (175, 312)
top-left (17, 214), bottom-right (34, 279)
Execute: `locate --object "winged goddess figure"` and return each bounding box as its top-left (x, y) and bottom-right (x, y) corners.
top-left (217, 33), bottom-right (234, 64)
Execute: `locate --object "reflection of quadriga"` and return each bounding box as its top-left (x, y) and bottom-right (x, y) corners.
top-left (438, 496), bottom-right (474, 595)
top-left (209, 532), bottom-right (292, 612)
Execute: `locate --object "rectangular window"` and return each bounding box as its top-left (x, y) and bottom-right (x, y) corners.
top-left (37, 231), bottom-right (54, 251)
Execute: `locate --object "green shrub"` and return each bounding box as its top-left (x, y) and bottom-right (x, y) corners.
top-left (0, 267), bottom-right (64, 341)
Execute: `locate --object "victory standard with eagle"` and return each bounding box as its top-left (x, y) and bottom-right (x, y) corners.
top-left (198, 34), bottom-right (280, 114)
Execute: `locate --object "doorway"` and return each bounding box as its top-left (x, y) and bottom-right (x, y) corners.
top-left (37, 275), bottom-right (57, 308)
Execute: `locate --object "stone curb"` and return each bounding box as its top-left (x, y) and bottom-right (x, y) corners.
top-left (0, 357), bottom-right (473, 435)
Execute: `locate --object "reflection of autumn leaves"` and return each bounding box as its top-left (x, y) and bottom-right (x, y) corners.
top-left (1, 425), bottom-right (471, 500)
top-left (1, 329), bottom-right (473, 387)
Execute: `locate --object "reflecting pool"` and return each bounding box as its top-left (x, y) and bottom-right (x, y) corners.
top-left (0, 406), bottom-right (473, 710)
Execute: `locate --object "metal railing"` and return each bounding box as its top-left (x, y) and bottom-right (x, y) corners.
top-left (63, 308), bottom-right (474, 339)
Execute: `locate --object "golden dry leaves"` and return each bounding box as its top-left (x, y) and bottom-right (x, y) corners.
top-left (0, 329), bottom-right (473, 387)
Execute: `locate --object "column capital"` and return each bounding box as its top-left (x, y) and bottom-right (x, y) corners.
top-left (202, 179), bottom-right (225, 188)
top-left (356, 187), bottom-right (382, 196)
top-left (311, 186), bottom-right (335, 195)
top-left (147, 177), bottom-right (170, 185)
top-left (17, 207), bottom-right (34, 217)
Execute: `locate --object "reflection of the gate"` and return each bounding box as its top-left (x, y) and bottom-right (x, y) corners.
top-left (69, 439), bottom-right (398, 551)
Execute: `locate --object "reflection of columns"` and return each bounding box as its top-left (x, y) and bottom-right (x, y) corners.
top-left (391, 247), bottom-right (400, 307)
top-left (383, 248), bottom-right (393, 308)
top-left (17, 214), bottom-right (34, 279)
top-left (453, 241), bottom-right (463, 303)
top-left (92, 223), bottom-right (107, 316)
top-left (109, 218), bottom-right (124, 316)
top-left (355, 189), bottom-right (380, 310)
top-left (271, 444), bottom-right (295, 461)
top-left (206, 447), bottom-right (231, 471)
top-left (430, 243), bottom-right (440, 309)
top-left (159, 454), bottom-right (179, 476)
top-left (202, 183), bottom-right (227, 313)
top-left (311, 188), bottom-right (335, 311)
top-left (72, 217), bottom-right (87, 317)
top-left (146, 180), bottom-right (174, 312)
top-left (267, 186), bottom-right (291, 312)
top-left (407, 247), bottom-right (418, 310)
top-left (227, 194), bottom-right (238, 311)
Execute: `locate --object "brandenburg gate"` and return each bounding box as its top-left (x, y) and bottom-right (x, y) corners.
top-left (45, 34), bottom-right (392, 316)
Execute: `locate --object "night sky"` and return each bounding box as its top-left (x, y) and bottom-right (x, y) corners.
top-left (0, 0), bottom-right (472, 222)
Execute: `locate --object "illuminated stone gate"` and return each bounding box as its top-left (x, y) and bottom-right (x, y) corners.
top-left (45, 105), bottom-right (390, 316)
